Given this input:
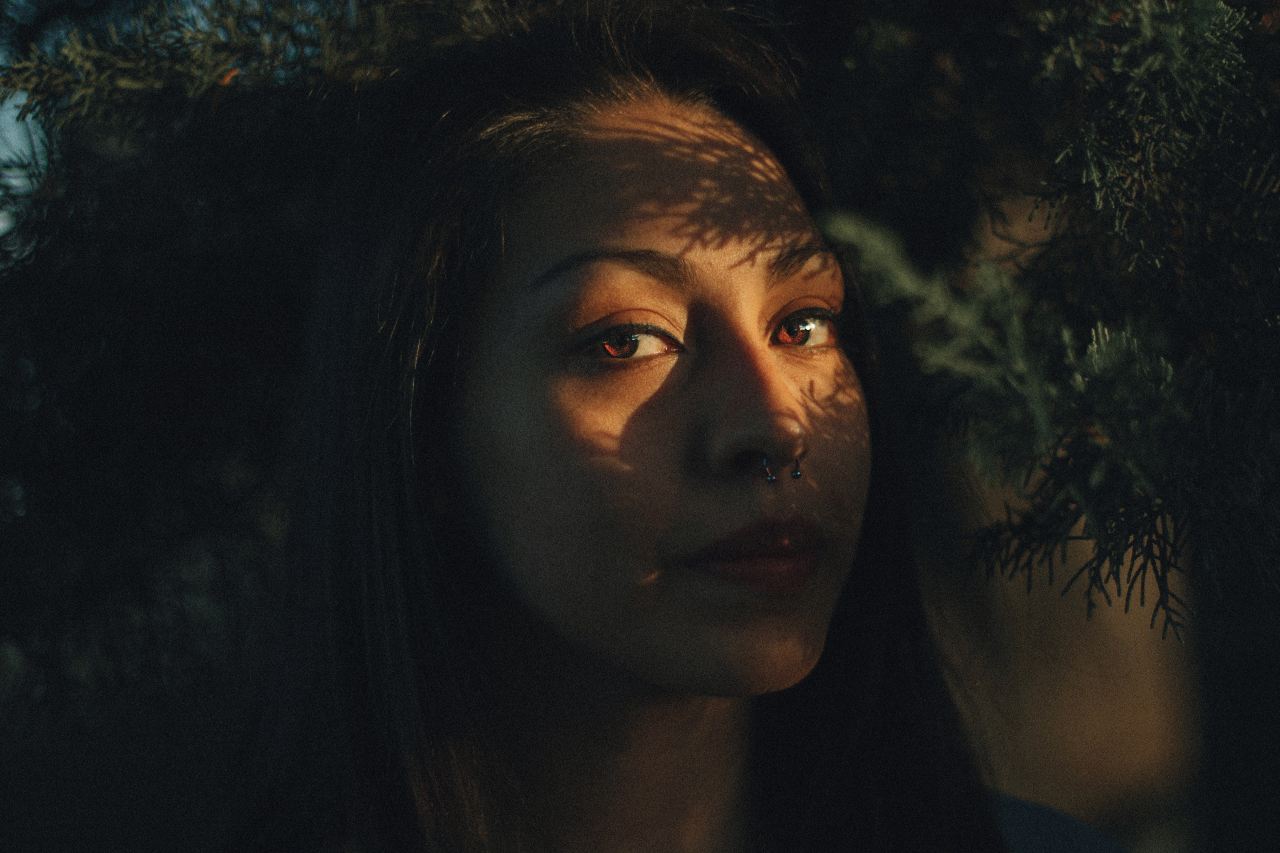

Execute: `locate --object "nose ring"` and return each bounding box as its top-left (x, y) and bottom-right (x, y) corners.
top-left (759, 455), bottom-right (802, 482)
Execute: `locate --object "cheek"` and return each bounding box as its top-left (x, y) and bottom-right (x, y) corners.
top-left (795, 353), bottom-right (870, 443)
top-left (548, 364), bottom-right (677, 451)
top-left (539, 374), bottom-right (682, 551)
top-left (547, 379), bottom-right (633, 465)
top-left (462, 369), bottom-right (676, 608)
top-left (804, 357), bottom-right (873, 536)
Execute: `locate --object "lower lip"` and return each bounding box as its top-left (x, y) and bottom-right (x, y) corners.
top-left (693, 552), bottom-right (819, 596)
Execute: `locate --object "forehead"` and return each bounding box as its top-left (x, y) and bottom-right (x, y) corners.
top-left (498, 96), bottom-right (819, 289)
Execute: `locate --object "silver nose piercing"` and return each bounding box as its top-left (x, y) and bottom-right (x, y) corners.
top-left (760, 454), bottom-right (802, 482)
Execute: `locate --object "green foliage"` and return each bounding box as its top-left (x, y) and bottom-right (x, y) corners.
top-left (1038, 0), bottom-right (1251, 235)
top-left (0, 0), bottom-right (1276, 746)
top-left (821, 0), bottom-right (1279, 643)
top-left (827, 214), bottom-right (1195, 637)
top-left (0, 0), bottom-right (549, 728)
top-left (0, 1), bottom-right (499, 130)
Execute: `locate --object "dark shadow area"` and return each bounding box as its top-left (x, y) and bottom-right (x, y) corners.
top-left (4, 2), bottom-right (1274, 851)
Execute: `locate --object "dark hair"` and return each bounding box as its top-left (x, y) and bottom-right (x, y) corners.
top-left (275, 2), bottom-right (1008, 851)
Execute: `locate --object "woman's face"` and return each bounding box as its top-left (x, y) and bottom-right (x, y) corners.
top-left (456, 96), bottom-right (871, 696)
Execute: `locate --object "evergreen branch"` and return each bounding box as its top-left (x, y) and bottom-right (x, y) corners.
top-left (0, 1), bottom-right (498, 129)
top-left (825, 213), bottom-right (1196, 634)
top-left (1037, 0), bottom-right (1252, 239)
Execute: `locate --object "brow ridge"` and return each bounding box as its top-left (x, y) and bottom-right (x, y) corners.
top-left (527, 240), bottom-right (835, 291)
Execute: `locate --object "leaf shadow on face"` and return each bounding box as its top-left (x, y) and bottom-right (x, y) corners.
top-left (565, 111), bottom-right (818, 268)
top-left (550, 108), bottom-right (873, 541)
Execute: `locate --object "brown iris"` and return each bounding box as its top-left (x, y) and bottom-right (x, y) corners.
top-left (601, 330), bottom-right (641, 359)
top-left (775, 315), bottom-right (816, 346)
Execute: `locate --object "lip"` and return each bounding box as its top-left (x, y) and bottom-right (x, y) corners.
top-left (683, 518), bottom-right (826, 596)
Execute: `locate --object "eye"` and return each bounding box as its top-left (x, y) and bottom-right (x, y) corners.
top-left (587, 324), bottom-right (681, 361)
top-left (773, 309), bottom-right (838, 348)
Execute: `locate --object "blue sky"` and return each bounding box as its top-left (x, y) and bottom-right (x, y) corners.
top-left (1, 45), bottom-right (47, 237)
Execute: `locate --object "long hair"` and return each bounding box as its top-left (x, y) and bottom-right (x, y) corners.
top-left (276, 2), bottom-right (1008, 850)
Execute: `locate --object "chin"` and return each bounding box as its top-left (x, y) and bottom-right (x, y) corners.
top-left (717, 636), bottom-right (827, 696)
top-left (627, 622), bottom-right (831, 697)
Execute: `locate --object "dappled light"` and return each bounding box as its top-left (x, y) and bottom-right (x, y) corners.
top-left (569, 109), bottom-right (814, 270)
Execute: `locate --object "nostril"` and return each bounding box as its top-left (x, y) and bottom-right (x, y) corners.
top-left (732, 450), bottom-right (773, 479)
top-left (704, 399), bottom-right (809, 482)
top-left (733, 451), bottom-right (803, 483)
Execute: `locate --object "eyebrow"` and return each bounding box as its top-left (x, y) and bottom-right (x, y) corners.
top-left (526, 239), bottom-right (836, 291)
top-left (769, 240), bottom-right (836, 281)
top-left (528, 248), bottom-right (695, 291)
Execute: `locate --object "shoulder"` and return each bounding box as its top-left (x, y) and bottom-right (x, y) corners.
top-left (995, 794), bottom-right (1129, 853)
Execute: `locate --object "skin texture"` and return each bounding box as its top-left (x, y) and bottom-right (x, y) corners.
top-left (454, 95), bottom-right (872, 850)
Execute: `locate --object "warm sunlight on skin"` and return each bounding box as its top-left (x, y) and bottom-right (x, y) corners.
top-left (456, 95), bottom-right (871, 697)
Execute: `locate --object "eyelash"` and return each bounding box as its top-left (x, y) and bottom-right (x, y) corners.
top-left (579, 308), bottom-right (840, 365)
top-left (773, 308), bottom-right (839, 349)
top-left (581, 323), bottom-right (681, 363)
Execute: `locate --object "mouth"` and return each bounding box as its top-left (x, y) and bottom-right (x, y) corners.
top-left (682, 518), bottom-right (826, 596)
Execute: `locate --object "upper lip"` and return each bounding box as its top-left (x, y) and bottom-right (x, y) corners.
top-left (683, 518), bottom-right (826, 565)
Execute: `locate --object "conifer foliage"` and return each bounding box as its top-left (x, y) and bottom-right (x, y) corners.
top-left (1, 0), bottom-right (1277, 847)
top-left (804, 5), bottom-right (1278, 844)
top-left (815, 0), bottom-right (1278, 637)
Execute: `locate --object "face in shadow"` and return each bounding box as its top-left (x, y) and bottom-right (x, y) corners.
top-left (456, 95), bottom-right (871, 696)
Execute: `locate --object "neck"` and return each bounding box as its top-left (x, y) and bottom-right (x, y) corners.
top-left (526, 693), bottom-right (751, 852)
top-left (486, 628), bottom-right (754, 852)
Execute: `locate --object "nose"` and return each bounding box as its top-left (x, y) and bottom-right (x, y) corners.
top-left (697, 331), bottom-right (808, 481)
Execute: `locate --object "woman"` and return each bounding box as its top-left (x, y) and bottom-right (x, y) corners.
top-left (264, 2), bottom-right (1101, 851)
